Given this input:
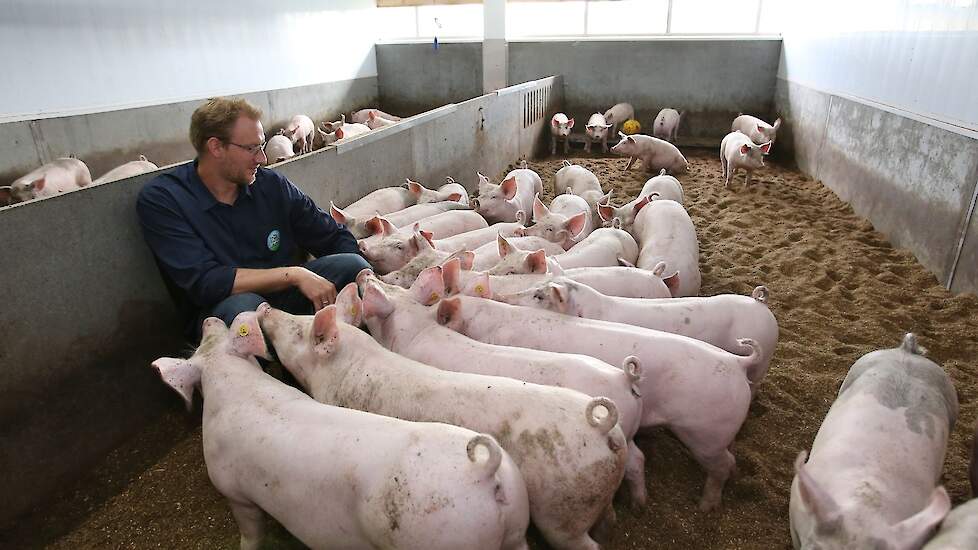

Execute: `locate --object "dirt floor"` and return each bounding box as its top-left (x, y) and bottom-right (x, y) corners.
top-left (5, 147), bottom-right (978, 549)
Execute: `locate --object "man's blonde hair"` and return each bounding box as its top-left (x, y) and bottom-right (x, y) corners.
top-left (189, 97), bottom-right (263, 154)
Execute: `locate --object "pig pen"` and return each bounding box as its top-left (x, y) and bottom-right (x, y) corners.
top-left (4, 147), bottom-right (977, 550)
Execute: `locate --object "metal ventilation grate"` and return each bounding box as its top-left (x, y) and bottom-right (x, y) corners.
top-left (522, 83), bottom-right (552, 129)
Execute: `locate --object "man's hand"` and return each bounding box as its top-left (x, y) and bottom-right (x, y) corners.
top-left (293, 267), bottom-right (337, 311)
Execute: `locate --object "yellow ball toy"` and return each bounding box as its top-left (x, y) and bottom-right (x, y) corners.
top-left (621, 119), bottom-right (641, 135)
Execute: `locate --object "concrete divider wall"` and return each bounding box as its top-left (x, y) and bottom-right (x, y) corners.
top-left (376, 42), bottom-right (484, 119)
top-left (0, 75), bottom-right (562, 525)
top-left (774, 77), bottom-right (978, 295)
top-left (0, 77), bottom-right (380, 187)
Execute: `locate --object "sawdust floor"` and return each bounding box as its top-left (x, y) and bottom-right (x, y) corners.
top-left (5, 148), bottom-right (978, 550)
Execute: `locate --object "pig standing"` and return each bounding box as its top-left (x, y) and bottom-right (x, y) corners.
top-left (352, 108), bottom-right (402, 124)
top-left (1, 157), bottom-right (92, 205)
top-left (790, 334), bottom-right (956, 550)
top-left (358, 210), bottom-right (489, 246)
top-left (456, 262), bottom-right (674, 298)
top-left (732, 114), bottom-right (781, 146)
top-left (263, 133), bottom-right (295, 165)
top-left (550, 227), bottom-right (639, 270)
top-left (524, 194), bottom-right (592, 250)
top-left (611, 132), bottom-right (689, 175)
top-left (550, 113), bottom-right (574, 155)
top-left (405, 178), bottom-right (467, 205)
top-left (473, 165), bottom-right (543, 224)
top-left (643, 168), bottom-right (684, 204)
top-left (377, 234), bottom-right (466, 288)
top-left (269, 276), bottom-right (629, 550)
top-left (283, 114), bottom-right (315, 154)
top-left (603, 102), bottom-right (635, 137)
top-left (922, 499), bottom-right (978, 549)
top-left (92, 155), bottom-right (158, 184)
top-left (632, 199), bottom-right (700, 296)
top-left (437, 287), bottom-right (761, 510)
top-left (359, 215), bottom-right (489, 274)
top-left (584, 113), bottom-right (612, 153)
top-left (554, 161), bottom-right (609, 222)
top-left (497, 279), bottom-right (777, 390)
top-left (153, 312), bottom-right (530, 550)
top-left (472, 234), bottom-right (565, 272)
top-left (653, 108), bottom-right (682, 143)
top-left (721, 131), bottom-right (772, 188)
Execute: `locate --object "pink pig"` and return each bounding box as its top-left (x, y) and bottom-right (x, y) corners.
top-left (632, 199), bottom-right (700, 296)
top-left (359, 213), bottom-right (489, 274)
top-left (524, 193), bottom-right (592, 250)
top-left (436, 288), bottom-right (761, 511)
top-left (406, 177), bottom-right (468, 205)
top-left (1, 157), bottom-right (92, 205)
top-left (611, 132), bottom-right (689, 175)
top-left (472, 164), bottom-right (543, 224)
top-left (550, 228), bottom-right (639, 270)
top-left (790, 334), bottom-right (956, 550)
top-left (471, 234), bottom-right (565, 272)
top-left (550, 113), bottom-right (574, 155)
top-left (283, 114), bottom-right (315, 154)
top-left (153, 312), bottom-right (529, 550)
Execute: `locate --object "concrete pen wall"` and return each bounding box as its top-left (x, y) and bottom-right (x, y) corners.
top-left (0, 75), bottom-right (562, 525)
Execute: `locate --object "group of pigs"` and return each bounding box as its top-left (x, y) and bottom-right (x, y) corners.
top-left (550, 102), bottom-right (685, 157)
top-left (152, 157), bottom-right (789, 549)
top-left (0, 154), bottom-right (158, 206)
top-left (264, 108), bottom-right (403, 164)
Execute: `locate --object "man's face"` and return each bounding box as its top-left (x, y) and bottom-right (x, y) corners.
top-left (220, 117), bottom-right (267, 187)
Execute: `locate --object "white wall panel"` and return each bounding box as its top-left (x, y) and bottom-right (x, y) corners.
top-left (775, 0), bottom-right (978, 131)
top-left (0, 0), bottom-right (378, 122)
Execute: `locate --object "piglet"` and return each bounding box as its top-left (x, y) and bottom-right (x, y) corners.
top-left (284, 114), bottom-right (315, 154)
top-left (653, 108), bottom-right (682, 143)
top-left (351, 108), bottom-right (401, 124)
top-left (554, 161), bottom-right (608, 222)
top-left (611, 132), bottom-right (689, 175)
top-left (550, 113), bottom-right (574, 155)
top-left (550, 227), bottom-right (639, 270)
top-left (263, 133), bottom-right (295, 165)
top-left (154, 311), bottom-right (530, 550)
top-left (732, 114), bottom-right (781, 146)
top-left (603, 102), bottom-right (635, 137)
top-left (1, 157), bottom-right (92, 205)
top-left (524, 194), bottom-right (591, 250)
top-left (366, 111), bottom-right (398, 130)
top-left (405, 178), bottom-right (467, 205)
top-left (584, 113), bottom-right (612, 153)
top-left (472, 164), bottom-right (543, 224)
top-left (632, 199), bottom-right (700, 296)
top-left (473, 234), bottom-right (565, 272)
top-left (790, 334), bottom-right (956, 550)
top-left (720, 131), bottom-right (771, 188)
top-left (93, 155), bottom-right (158, 184)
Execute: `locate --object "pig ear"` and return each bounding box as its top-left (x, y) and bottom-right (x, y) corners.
top-left (663, 271), bottom-right (681, 296)
top-left (549, 282), bottom-right (570, 312)
top-left (634, 195), bottom-right (652, 214)
top-left (410, 266), bottom-right (446, 305)
top-left (477, 172), bottom-right (491, 188)
top-left (618, 131), bottom-right (627, 139)
top-left (794, 451), bottom-right (842, 528)
top-left (335, 127), bottom-right (344, 139)
top-left (602, 123), bottom-right (612, 129)
top-left (447, 192), bottom-right (463, 202)
top-left (334, 282), bottom-right (363, 327)
top-left (532, 194), bottom-right (549, 221)
top-left (31, 177), bottom-right (46, 192)
top-left (411, 231), bottom-right (434, 252)
top-left (311, 305), bottom-right (341, 354)
top-left (436, 296), bottom-right (462, 326)
top-left (892, 487), bottom-right (951, 546)
top-left (757, 124), bottom-right (765, 134)
top-left (773, 118), bottom-right (782, 130)
top-left (420, 229), bottom-right (434, 243)
top-left (361, 282), bottom-right (395, 319)
top-left (651, 261), bottom-right (667, 276)
top-left (600, 189), bottom-right (613, 204)
top-left (626, 136), bottom-right (636, 144)
top-left (440, 257), bottom-right (462, 295)
top-left (329, 201), bottom-right (348, 224)
top-left (465, 272), bottom-right (492, 299)
top-left (740, 143), bottom-right (750, 155)
top-left (526, 249), bottom-right (549, 274)
top-left (760, 141), bottom-right (773, 155)
top-left (369, 111), bottom-right (377, 120)
top-left (567, 118), bottom-right (575, 129)
top-left (228, 311), bottom-right (272, 360)
top-left (406, 179), bottom-right (424, 197)
top-left (448, 250), bottom-right (475, 270)
top-left (365, 216), bottom-right (393, 237)
top-left (597, 203), bottom-right (614, 222)
top-left (551, 117), bottom-right (559, 127)
top-left (566, 212), bottom-right (587, 238)
top-left (497, 233), bottom-right (514, 258)
top-left (500, 177), bottom-right (518, 200)
top-left (152, 357), bottom-right (200, 412)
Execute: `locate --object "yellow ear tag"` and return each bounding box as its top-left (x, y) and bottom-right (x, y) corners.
top-left (349, 305), bottom-right (358, 317)
top-left (475, 284), bottom-right (486, 296)
top-left (429, 292), bottom-right (440, 304)
top-left (238, 324), bottom-right (250, 337)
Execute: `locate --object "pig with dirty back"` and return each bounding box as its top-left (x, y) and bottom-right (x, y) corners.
top-left (154, 311), bottom-right (531, 550)
top-left (611, 132), bottom-right (689, 175)
top-left (603, 102), bottom-right (634, 137)
top-left (732, 114), bottom-right (781, 146)
top-left (1, 157), bottom-right (92, 205)
top-left (550, 113), bottom-right (574, 155)
top-left (283, 114), bottom-right (315, 154)
top-left (472, 163), bottom-right (543, 224)
top-left (653, 108), bottom-right (682, 143)
top-left (584, 113), bottom-right (612, 153)
top-left (720, 131), bottom-right (771, 188)
top-left (92, 155), bottom-right (158, 184)
top-left (790, 334), bottom-right (956, 550)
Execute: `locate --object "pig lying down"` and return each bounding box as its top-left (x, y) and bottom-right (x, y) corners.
top-left (262, 133), bottom-right (295, 165)
top-left (92, 155), bottom-right (158, 184)
top-left (1, 157), bottom-right (92, 205)
top-left (262, 277), bottom-right (628, 550)
top-left (153, 312), bottom-right (530, 550)
top-left (790, 334), bottom-right (957, 550)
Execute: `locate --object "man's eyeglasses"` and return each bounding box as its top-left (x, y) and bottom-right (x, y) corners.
top-left (225, 140), bottom-right (267, 156)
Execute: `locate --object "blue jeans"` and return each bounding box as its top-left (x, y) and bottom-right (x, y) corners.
top-left (203, 253), bottom-right (370, 340)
